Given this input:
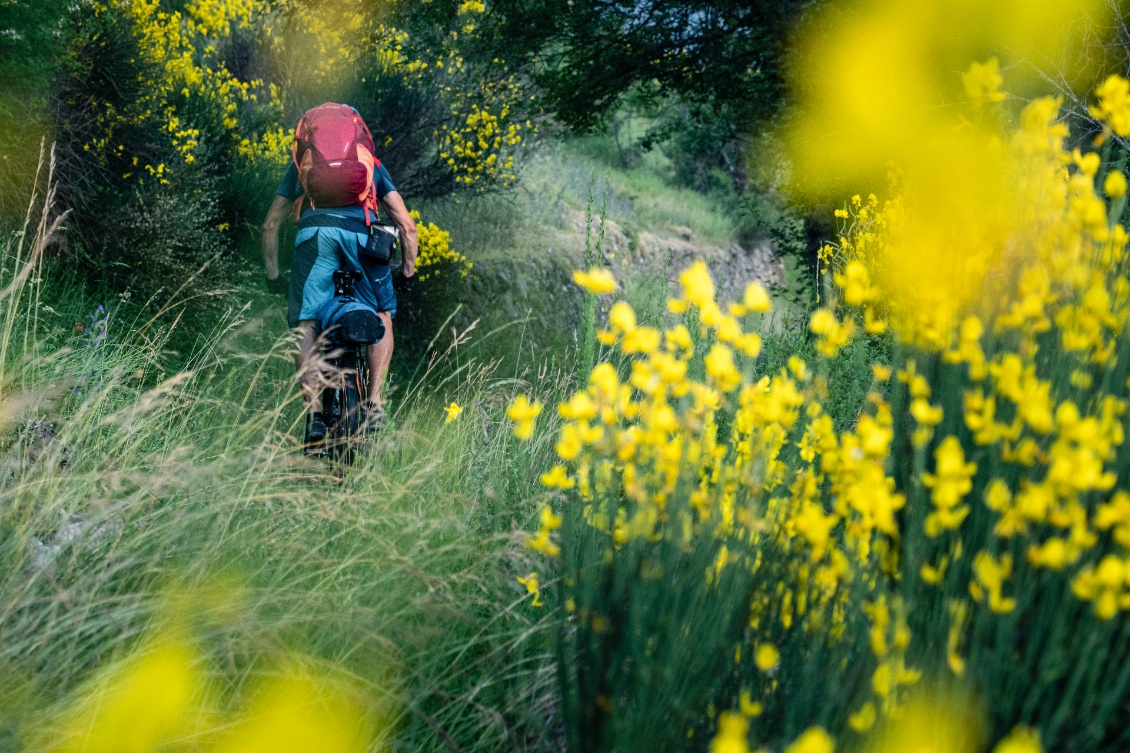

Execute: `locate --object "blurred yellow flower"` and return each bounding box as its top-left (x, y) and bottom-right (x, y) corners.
top-left (211, 671), bottom-right (371, 753)
top-left (785, 726), bottom-right (834, 753)
top-left (922, 437), bottom-right (976, 536)
top-left (540, 505), bottom-right (563, 531)
top-left (680, 261), bottom-right (716, 308)
top-left (992, 726), bottom-right (1042, 753)
top-left (787, 356), bottom-right (809, 381)
top-left (833, 260), bottom-right (876, 306)
top-left (705, 344), bottom-right (742, 393)
top-left (788, 0), bottom-right (1108, 345)
top-left (541, 466), bottom-right (575, 489)
top-left (971, 552), bottom-right (1017, 614)
top-left (444, 402), bottom-right (463, 423)
top-left (508, 394), bottom-right (543, 439)
top-left (55, 638), bottom-right (200, 753)
top-left (739, 689), bottom-right (763, 718)
top-left (754, 643), bottom-right (780, 671)
top-left (710, 712), bottom-right (750, 753)
top-left (556, 424), bottom-right (583, 460)
top-left (848, 701), bottom-right (876, 732)
top-left (1105, 169), bottom-right (1127, 198)
top-left (1091, 74), bottom-right (1130, 137)
top-left (573, 267), bottom-right (617, 295)
top-left (743, 281), bottom-right (772, 313)
top-left (608, 301), bottom-right (638, 332)
top-left (809, 308), bottom-right (855, 357)
top-left (962, 57), bottom-right (1005, 103)
top-left (517, 572), bottom-right (543, 606)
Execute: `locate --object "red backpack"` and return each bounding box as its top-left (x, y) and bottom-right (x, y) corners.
top-left (292, 103), bottom-right (381, 223)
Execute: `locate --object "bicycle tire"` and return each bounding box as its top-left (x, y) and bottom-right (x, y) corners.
top-left (331, 350), bottom-right (364, 464)
top-left (314, 347), bottom-right (371, 465)
top-left (314, 381), bottom-right (340, 458)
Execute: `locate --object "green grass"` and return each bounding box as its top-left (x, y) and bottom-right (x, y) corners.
top-left (0, 188), bottom-right (566, 753)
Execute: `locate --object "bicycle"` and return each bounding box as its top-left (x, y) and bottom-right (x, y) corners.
top-left (305, 268), bottom-right (372, 465)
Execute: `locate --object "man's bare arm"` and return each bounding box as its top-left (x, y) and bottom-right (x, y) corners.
top-left (262, 194), bottom-right (292, 281)
top-left (382, 191), bottom-right (419, 278)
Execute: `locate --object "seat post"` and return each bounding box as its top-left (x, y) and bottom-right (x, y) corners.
top-left (332, 269), bottom-right (363, 297)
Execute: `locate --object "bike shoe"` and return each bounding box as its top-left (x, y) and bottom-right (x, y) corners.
top-left (305, 411), bottom-right (327, 448)
top-left (363, 405), bottom-right (385, 435)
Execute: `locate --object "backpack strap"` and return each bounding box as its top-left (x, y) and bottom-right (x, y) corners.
top-left (291, 113), bottom-right (308, 169)
top-left (291, 117), bottom-right (308, 221)
top-left (373, 158), bottom-right (382, 218)
top-left (363, 159), bottom-right (383, 226)
top-left (364, 182), bottom-right (378, 226)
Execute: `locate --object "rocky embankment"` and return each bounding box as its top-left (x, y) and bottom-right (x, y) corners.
top-left (443, 210), bottom-right (788, 364)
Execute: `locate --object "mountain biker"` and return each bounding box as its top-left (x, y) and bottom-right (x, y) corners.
top-left (261, 108), bottom-right (418, 446)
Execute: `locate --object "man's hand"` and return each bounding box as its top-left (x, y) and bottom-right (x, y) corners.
top-left (393, 266), bottom-right (416, 294)
top-left (266, 274), bottom-right (289, 296)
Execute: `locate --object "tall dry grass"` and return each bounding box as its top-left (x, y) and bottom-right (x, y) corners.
top-left (0, 155), bottom-right (560, 753)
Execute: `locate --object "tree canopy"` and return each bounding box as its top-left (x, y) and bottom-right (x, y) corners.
top-left (405, 0), bottom-right (817, 131)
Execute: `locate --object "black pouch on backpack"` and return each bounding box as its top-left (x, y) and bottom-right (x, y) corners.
top-left (363, 222), bottom-right (399, 265)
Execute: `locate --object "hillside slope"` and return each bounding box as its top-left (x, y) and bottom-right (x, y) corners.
top-left (400, 139), bottom-right (795, 370)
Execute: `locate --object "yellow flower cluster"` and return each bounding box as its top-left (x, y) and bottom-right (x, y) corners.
top-left (808, 308), bottom-right (855, 357)
top-left (83, 0), bottom-right (531, 204)
top-left (421, 0), bottom-right (528, 190)
top-left (507, 395), bottom-right (543, 440)
top-left (275, 1), bottom-right (371, 83)
top-left (408, 210), bottom-right (472, 282)
top-left (41, 624), bottom-right (372, 753)
top-left (824, 78), bottom-right (1130, 630)
top-left (520, 72), bottom-right (1130, 753)
top-left (186, 0), bottom-right (258, 37)
top-left (510, 260), bottom-right (924, 726)
top-left (962, 57), bottom-right (1006, 104)
top-left (517, 572), bottom-right (543, 606)
top-left (1090, 74), bottom-right (1130, 143)
top-left (439, 95), bottom-right (525, 189)
top-left (526, 505), bottom-right (562, 557)
top-left (84, 0), bottom-right (282, 189)
top-left (237, 125), bottom-right (290, 168)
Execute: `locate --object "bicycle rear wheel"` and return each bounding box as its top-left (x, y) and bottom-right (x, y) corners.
top-left (314, 381), bottom-right (341, 458)
top-left (330, 350), bottom-right (364, 464)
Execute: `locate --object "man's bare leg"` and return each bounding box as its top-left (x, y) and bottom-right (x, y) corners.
top-left (297, 321), bottom-right (323, 412)
top-left (367, 312), bottom-right (394, 411)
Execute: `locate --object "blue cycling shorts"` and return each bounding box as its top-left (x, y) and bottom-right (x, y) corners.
top-left (287, 212), bottom-right (397, 329)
